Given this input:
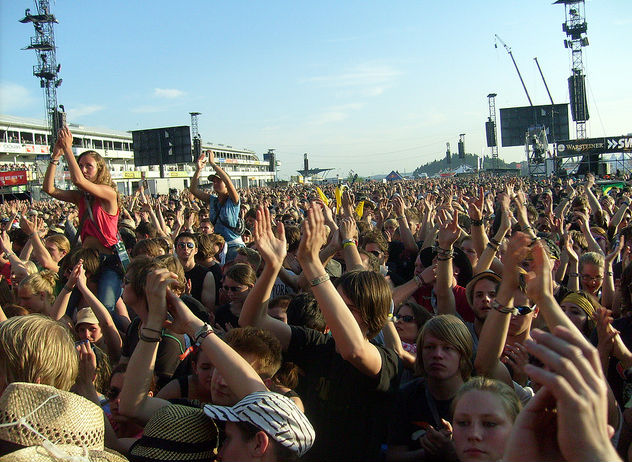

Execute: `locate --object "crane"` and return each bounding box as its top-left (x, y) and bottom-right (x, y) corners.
top-left (494, 34), bottom-right (533, 106)
top-left (534, 57), bottom-right (555, 105)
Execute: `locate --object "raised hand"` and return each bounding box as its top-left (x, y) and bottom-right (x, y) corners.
top-left (196, 151), bottom-right (207, 171)
top-left (437, 209), bottom-right (460, 249)
top-left (145, 268), bottom-right (182, 326)
top-left (524, 240), bottom-right (554, 305)
top-left (297, 203), bottom-right (329, 266)
top-left (339, 216), bottom-right (358, 243)
top-left (504, 326), bottom-right (619, 462)
top-left (254, 205), bottom-right (287, 269)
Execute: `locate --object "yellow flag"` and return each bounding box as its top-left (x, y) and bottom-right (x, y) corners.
top-left (316, 187), bottom-right (329, 206)
top-left (355, 201), bottom-right (364, 219)
top-left (334, 186), bottom-right (342, 210)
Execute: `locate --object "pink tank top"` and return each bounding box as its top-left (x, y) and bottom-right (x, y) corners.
top-left (78, 195), bottom-right (119, 248)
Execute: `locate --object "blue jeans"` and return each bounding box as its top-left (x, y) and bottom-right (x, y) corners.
top-left (98, 253), bottom-right (124, 331)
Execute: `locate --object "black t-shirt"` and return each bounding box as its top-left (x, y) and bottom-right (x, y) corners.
top-left (284, 326), bottom-right (399, 462)
top-left (121, 318), bottom-right (187, 390)
top-left (388, 378), bottom-right (453, 458)
top-left (214, 303), bottom-right (240, 330)
top-left (185, 264), bottom-right (211, 305)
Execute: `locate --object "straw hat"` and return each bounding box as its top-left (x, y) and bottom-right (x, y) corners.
top-left (0, 382), bottom-right (126, 461)
top-left (128, 404), bottom-right (218, 462)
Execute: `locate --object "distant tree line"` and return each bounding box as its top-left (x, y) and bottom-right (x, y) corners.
top-left (412, 153), bottom-right (519, 177)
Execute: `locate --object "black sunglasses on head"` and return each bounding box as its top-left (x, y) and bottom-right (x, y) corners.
top-left (514, 305), bottom-right (535, 316)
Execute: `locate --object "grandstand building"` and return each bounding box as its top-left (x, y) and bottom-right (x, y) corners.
top-left (0, 114), bottom-right (274, 199)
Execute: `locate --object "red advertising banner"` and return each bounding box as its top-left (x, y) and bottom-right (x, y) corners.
top-left (0, 170), bottom-right (28, 187)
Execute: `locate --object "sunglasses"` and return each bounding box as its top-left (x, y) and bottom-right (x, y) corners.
top-left (223, 285), bottom-right (247, 292)
top-left (177, 242), bottom-right (195, 249)
top-left (394, 314), bottom-right (415, 323)
top-left (107, 387), bottom-right (121, 400)
top-left (514, 305), bottom-right (535, 316)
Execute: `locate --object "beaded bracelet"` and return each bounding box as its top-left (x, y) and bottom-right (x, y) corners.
top-left (310, 274), bottom-right (330, 287)
top-left (139, 330), bottom-right (161, 343)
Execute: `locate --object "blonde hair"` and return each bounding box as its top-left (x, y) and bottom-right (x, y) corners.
top-left (579, 251), bottom-right (605, 272)
top-left (45, 234), bottom-right (70, 255)
top-left (452, 376), bottom-right (521, 421)
top-left (0, 314), bottom-right (79, 391)
top-left (415, 314), bottom-right (473, 380)
top-left (19, 270), bottom-right (58, 305)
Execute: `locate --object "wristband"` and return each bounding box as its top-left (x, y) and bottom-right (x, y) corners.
top-left (437, 255), bottom-right (453, 261)
top-left (471, 219), bottom-right (484, 226)
top-left (310, 274), bottom-right (330, 287)
top-left (486, 242), bottom-right (498, 252)
top-left (606, 271), bottom-right (614, 276)
top-left (569, 272), bottom-right (579, 277)
top-left (396, 216), bottom-right (405, 220)
top-left (341, 238), bottom-right (355, 246)
top-left (63, 284), bottom-right (74, 292)
top-left (491, 299), bottom-right (516, 315)
top-left (139, 330), bottom-right (161, 343)
top-left (194, 323), bottom-right (214, 344)
top-left (343, 241), bottom-right (357, 249)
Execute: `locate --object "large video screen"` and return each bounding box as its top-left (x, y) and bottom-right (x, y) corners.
top-left (499, 104), bottom-right (569, 147)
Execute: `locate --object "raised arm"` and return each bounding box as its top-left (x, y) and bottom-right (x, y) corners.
top-left (435, 210), bottom-right (459, 316)
top-left (297, 203), bottom-right (383, 377)
top-left (207, 149), bottom-right (239, 204)
top-left (467, 187), bottom-right (488, 256)
top-left (393, 196), bottom-right (419, 254)
top-left (58, 127), bottom-right (117, 207)
top-left (75, 263), bottom-right (122, 362)
top-left (167, 271), bottom-right (267, 399)
top-left (339, 216), bottom-right (364, 271)
top-left (118, 270), bottom-right (183, 424)
top-left (474, 233), bottom-right (531, 384)
top-left (189, 151), bottom-right (212, 203)
top-left (20, 215), bottom-right (58, 272)
top-left (474, 193), bottom-right (511, 274)
top-left (42, 129), bottom-right (82, 204)
top-left (239, 206), bottom-right (292, 349)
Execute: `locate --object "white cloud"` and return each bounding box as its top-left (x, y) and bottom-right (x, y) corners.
top-left (68, 105), bottom-right (104, 118)
top-left (310, 111), bottom-right (349, 126)
top-left (0, 82), bottom-right (37, 113)
top-left (154, 88), bottom-right (185, 99)
top-left (303, 64), bottom-right (401, 91)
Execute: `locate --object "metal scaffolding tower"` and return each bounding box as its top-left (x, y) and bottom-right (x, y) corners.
top-left (190, 112), bottom-right (202, 158)
top-left (20, 1), bottom-right (63, 151)
top-left (487, 93), bottom-right (499, 169)
top-left (555, 0), bottom-right (589, 139)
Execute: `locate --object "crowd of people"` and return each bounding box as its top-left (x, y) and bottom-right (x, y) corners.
top-left (0, 126), bottom-right (630, 461)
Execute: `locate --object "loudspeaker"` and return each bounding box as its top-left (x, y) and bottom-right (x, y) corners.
top-left (458, 140), bottom-right (465, 159)
top-left (568, 74), bottom-right (589, 122)
top-left (485, 120), bottom-right (497, 147)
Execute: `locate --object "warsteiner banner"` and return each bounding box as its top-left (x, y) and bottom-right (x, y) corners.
top-left (557, 136), bottom-right (632, 156)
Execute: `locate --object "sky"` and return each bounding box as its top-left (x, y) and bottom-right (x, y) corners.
top-left (1, 1), bottom-right (630, 180)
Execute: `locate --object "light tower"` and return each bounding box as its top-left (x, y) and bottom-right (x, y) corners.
top-left (555, 0), bottom-right (589, 139)
top-left (20, 2), bottom-right (63, 150)
top-left (190, 112), bottom-right (202, 158)
top-left (486, 93), bottom-right (499, 170)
